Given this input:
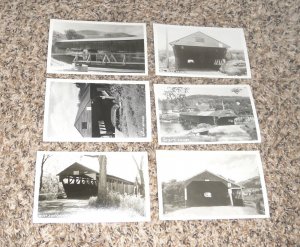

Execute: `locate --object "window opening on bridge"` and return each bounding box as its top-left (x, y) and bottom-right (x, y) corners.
top-left (204, 192), bottom-right (212, 198)
top-left (81, 122), bottom-right (87, 129)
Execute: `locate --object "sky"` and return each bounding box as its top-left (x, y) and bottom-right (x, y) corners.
top-left (156, 151), bottom-right (261, 183)
top-left (155, 24), bottom-right (246, 51)
top-left (53, 20), bottom-right (144, 37)
top-left (155, 85), bottom-right (251, 100)
top-left (40, 152), bottom-right (146, 182)
top-left (47, 81), bottom-right (81, 138)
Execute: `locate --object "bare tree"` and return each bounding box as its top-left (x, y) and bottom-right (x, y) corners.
top-left (132, 155), bottom-right (145, 198)
top-left (40, 154), bottom-right (51, 192)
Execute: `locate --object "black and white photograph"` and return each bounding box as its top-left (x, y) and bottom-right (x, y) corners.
top-left (154, 84), bottom-right (261, 145)
top-left (156, 150), bottom-right (269, 220)
top-left (43, 79), bottom-right (151, 142)
top-left (154, 23), bottom-right (251, 78)
top-left (33, 151), bottom-right (150, 223)
top-left (47, 19), bottom-right (148, 75)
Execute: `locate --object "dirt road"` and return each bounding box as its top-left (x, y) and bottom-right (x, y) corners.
top-left (38, 199), bottom-right (142, 222)
top-left (163, 206), bottom-right (263, 220)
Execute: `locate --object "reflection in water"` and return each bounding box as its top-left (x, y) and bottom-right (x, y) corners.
top-left (160, 121), bottom-right (186, 136)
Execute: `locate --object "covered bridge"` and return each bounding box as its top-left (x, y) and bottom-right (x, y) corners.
top-left (52, 36), bottom-right (145, 70)
top-left (57, 162), bottom-right (135, 199)
top-left (184, 170), bottom-right (243, 207)
top-left (179, 109), bottom-right (237, 128)
top-left (54, 36), bottom-right (145, 53)
top-left (74, 83), bottom-right (119, 138)
top-left (170, 31), bottom-right (230, 70)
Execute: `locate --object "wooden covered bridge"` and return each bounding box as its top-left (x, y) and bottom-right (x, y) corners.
top-left (170, 31), bottom-right (230, 71)
top-left (179, 109), bottom-right (237, 129)
top-left (57, 162), bottom-right (136, 199)
top-left (52, 36), bottom-right (145, 71)
top-left (74, 83), bottom-right (121, 138)
top-left (183, 170), bottom-right (244, 207)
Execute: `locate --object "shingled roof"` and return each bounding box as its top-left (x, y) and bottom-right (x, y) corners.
top-left (184, 170), bottom-right (241, 188)
top-left (57, 162), bottom-right (135, 184)
top-left (170, 31), bottom-right (230, 49)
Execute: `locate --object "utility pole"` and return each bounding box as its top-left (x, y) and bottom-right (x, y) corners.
top-left (222, 100), bottom-right (225, 110)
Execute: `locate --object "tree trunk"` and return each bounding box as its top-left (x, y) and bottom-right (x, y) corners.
top-left (40, 155), bottom-right (50, 192)
top-left (132, 155), bottom-right (145, 198)
top-left (97, 155), bottom-right (107, 205)
top-left (139, 169), bottom-right (145, 198)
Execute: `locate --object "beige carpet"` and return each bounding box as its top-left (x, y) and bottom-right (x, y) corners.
top-left (1, 0), bottom-right (299, 246)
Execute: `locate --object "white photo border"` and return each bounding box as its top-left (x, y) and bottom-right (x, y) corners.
top-left (47, 19), bottom-right (148, 76)
top-left (154, 84), bottom-right (261, 145)
top-left (153, 23), bottom-right (251, 79)
top-left (33, 151), bottom-right (151, 223)
top-left (156, 150), bottom-right (270, 221)
top-left (43, 78), bottom-right (152, 142)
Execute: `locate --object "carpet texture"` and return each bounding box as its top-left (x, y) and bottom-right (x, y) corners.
top-left (0, 0), bottom-right (299, 246)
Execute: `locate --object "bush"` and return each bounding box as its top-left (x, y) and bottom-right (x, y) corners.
top-left (241, 121), bottom-right (258, 140)
top-left (88, 196), bottom-right (98, 207)
top-left (120, 194), bottom-right (145, 216)
top-left (88, 192), bottom-right (145, 216)
top-left (162, 180), bottom-right (185, 206)
top-left (39, 193), bottom-right (57, 201)
top-left (88, 191), bottom-right (121, 208)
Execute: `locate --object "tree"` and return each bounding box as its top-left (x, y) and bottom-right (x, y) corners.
top-left (52, 31), bottom-right (66, 43)
top-left (231, 87), bottom-right (243, 95)
top-left (132, 155), bottom-right (145, 198)
top-left (84, 155), bottom-right (108, 205)
top-left (40, 154), bottom-right (51, 192)
top-left (97, 155), bottom-right (108, 203)
top-left (160, 99), bottom-right (171, 113)
top-left (65, 29), bottom-right (85, 40)
top-left (163, 87), bottom-right (189, 110)
top-left (163, 180), bottom-right (184, 206)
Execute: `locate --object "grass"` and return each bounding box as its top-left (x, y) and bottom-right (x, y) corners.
top-left (88, 191), bottom-right (145, 216)
top-left (120, 194), bottom-right (145, 216)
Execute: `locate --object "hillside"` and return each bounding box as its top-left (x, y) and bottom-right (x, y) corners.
top-left (54, 29), bottom-right (135, 41)
top-left (159, 94), bottom-right (253, 115)
top-left (239, 176), bottom-right (261, 188)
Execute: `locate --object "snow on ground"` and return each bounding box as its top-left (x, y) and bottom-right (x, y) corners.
top-left (50, 58), bottom-right (73, 70)
top-left (50, 58), bottom-right (143, 73)
top-left (208, 125), bottom-right (252, 141)
top-left (115, 128), bottom-right (126, 138)
top-left (163, 206), bottom-right (259, 220)
top-left (38, 199), bottom-right (144, 222)
top-left (87, 67), bottom-right (143, 73)
top-left (160, 123), bottom-right (252, 143)
top-left (160, 68), bottom-right (227, 77)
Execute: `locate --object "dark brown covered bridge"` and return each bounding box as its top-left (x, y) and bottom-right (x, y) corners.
top-left (170, 31), bottom-right (230, 70)
top-left (57, 162), bottom-right (135, 199)
top-left (184, 170), bottom-right (244, 207)
top-left (52, 37), bottom-right (145, 70)
top-left (74, 83), bottom-right (118, 138)
top-left (179, 109), bottom-right (237, 128)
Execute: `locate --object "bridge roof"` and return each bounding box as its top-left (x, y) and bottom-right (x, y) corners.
top-left (56, 36), bottom-right (144, 44)
top-left (57, 162), bottom-right (135, 184)
top-left (170, 31), bottom-right (230, 48)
